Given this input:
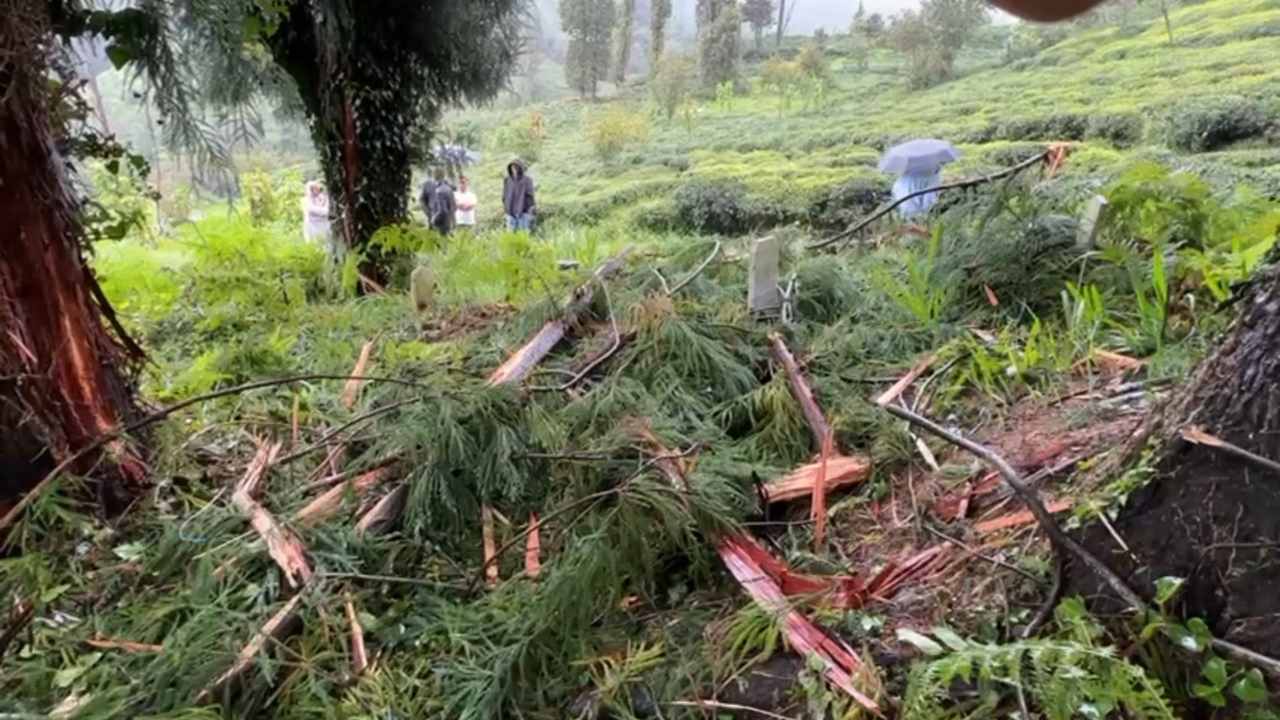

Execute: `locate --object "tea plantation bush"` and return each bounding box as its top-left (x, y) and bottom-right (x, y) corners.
top-left (1164, 96), bottom-right (1273, 152)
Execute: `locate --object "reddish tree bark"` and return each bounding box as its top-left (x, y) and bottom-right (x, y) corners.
top-left (0, 8), bottom-right (146, 511)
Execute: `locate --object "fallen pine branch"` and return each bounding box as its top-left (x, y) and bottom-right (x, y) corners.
top-left (0, 373), bottom-right (439, 538)
top-left (769, 333), bottom-right (831, 451)
top-left (882, 404), bottom-right (1280, 677)
top-left (195, 587), bottom-right (309, 704)
top-left (667, 240), bottom-right (722, 296)
top-left (808, 151), bottom-right (1052, 251)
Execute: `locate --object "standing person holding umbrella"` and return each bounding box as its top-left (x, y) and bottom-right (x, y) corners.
top-left (878, 138), bottom-right (961, 220)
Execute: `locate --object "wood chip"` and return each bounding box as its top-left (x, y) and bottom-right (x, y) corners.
top-left (875, 353), bottom-right (938, 407)
top-left (974, 499), bottom-right (1073, 534)
top-left (763, 455), bottom-right (871, 504)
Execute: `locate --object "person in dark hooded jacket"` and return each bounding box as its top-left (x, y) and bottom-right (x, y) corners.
top-left (502, 159), bottom-right (536, 232)
top-left (426, 169), bottom-right (456, 236)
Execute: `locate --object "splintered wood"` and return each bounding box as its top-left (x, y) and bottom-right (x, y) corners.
top-left (345, 596), bottom-right (368, 677)
top-left (294, 465), bottom-right (395, 527)
top-left (763, 455), bottom-right (871, 503)
top-left (195, 590), bottom-right (308, 704)
top-left (231, 443), bottom-right (312, 588)
top-left (768, 333), bottom-right (831, 450)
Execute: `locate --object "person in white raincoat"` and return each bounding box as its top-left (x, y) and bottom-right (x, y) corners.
top-left (302, 181), bottom-right (337, 257)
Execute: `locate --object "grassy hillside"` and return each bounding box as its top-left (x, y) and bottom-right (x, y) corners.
top-left (453, 0), bottom-right (1280, 232)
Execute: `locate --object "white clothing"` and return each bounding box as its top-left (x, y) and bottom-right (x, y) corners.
top-left (455, 190), bottom-right (477, 226)
top-left (892, 170), bottom-right (943, 219)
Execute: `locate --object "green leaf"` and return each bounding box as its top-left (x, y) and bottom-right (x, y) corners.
top-left (1202, 656), bottom-right (1229, 688)
top-left (1233, 669), bottom-right (1268, 704)
top-left (241, 15), bottom-right (263, 40)
top-left (1187, 617), bottom-right (1214, 647)
top-left (931, 626), bottom-right (970, 652)
top-left (896, 628), bottom-right (944, 656)
top-left (1193, 683), bottom-right (1227, 708)
top-left (40, 584), bottom-right (72, 603)
top-left (1154, 576), bottom-right (1184, 606)
top-left (53, 653), bottom-right (103, 689)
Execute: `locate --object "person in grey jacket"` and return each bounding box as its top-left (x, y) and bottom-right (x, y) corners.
top-left (502, 158), bottom-right (536, 232)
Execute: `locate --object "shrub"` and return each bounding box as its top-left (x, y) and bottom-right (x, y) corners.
top-left (996, 113), bottom-right (1088, 142)
top-left (242, 170), bottom-right (281, 227)
top-left (1164, 96), bottom-right (1272, 153)
top-left (650, 54), bottom-right (697, 121)
top-left (796, 42), bottom-right (832, 82)
top-left (1087, 112), bottom-right (1145, 148)
top-left (585, 106), bottom-right (651, 161)
top-left (492, 112), bottom-right (547, 165)
top-left (672, 179), bottom-right (787, 235)
top-left (807, 179), bottom-right (889, 230)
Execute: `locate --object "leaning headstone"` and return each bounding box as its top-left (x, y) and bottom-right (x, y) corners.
top-left (1077, 194), bottom-right (1110, 250)
top-left (410, 265), bottom-right (437, 326)
top-left (748, 236), bottom-right (782, 317)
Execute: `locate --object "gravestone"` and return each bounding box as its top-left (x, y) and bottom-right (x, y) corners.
top-left (1077, 194), bottom-right (1110, 250)
top-left (748, 236), bottom-right (782, 316)
top-left (410, 265), bottom-right (437, 327)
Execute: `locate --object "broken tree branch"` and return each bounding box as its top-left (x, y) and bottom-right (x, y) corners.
top-left (0, 373), bottom-right (439, 537)
top-left (808, 151), bottom-right (1051, 251)
top-left (1182, 425), bottom-right (1280, 478)
top-left (884, 404), bottom-right (1143, 609)
top-left (667, 241), bottom-right (722, 296)
top-left (769, 333), bottom-right (831, 451)
top-left (884, 404), bottom-right (1280, 677)
top-left (230, 443), bottom-right (313, 589)
top-left (195, 588), bottom-right (308, 704)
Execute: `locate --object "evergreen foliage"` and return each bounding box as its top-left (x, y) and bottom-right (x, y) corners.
top-left (649, 0), bottom-right (673, 68)
top-left (696, 0), bottom-right (742, 89)
top-left (742, 0), bottom-right (777, 50)
top-left (890, 0), bottom-right (990, 88)
top-left (561, 0), bottom-right (617, 98)
top-left (614, 0), bottom-right (636, 84)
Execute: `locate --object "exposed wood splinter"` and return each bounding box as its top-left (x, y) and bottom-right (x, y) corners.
top-left (345, 596), bottom-right (368, 677)
top-left (875, 353), bottom-right (938, 407)
top-left (768, 333), bottom-right (831, 451)
top-left (231, 442), bottom-right (312, 588)
top-left (762, 455), bottom-right (870, 504)
top-left (196, 590), bottom-right (307, 704)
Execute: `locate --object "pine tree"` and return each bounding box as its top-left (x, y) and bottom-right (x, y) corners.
top-left (742, 0), bottom-right (776, 51)
top-left (696, 0), bottom-right (741, 88)
top-left (650, 0), bottom-right (673, 67)
top-left (615, 0), bottom-right (636, 83)
top-left (561, 0), bottom-right (617, 98)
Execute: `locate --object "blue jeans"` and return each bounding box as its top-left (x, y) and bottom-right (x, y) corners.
top-left (506, 213), bottom-right (533, 232)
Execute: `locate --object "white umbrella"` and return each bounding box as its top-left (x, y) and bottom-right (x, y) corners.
top-left (878, 139), bottom-right (961, 176)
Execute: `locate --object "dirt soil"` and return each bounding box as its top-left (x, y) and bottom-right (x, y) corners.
top-left (422, 302), bottom-right (515, 342)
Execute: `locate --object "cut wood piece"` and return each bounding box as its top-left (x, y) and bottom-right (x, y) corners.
top-left (482, 505), bottom-right (499, 588)
top-left (85, 637), bottom-right (163, 654)
top-left (345, 596), bottom-right (368, 677)
top-left (768, 333), bottom-right (831, 451)
top-left (875, 353), bottom-right (938, 407)
top-left (813, 430), bottom-right (832, 550)
top-left (763, 455), bottom-right (870, 504)
top-left (195, 589), bottom-right (307, 705)
top-left (525, 513), bottom-right (542, 578)
top-left (341, 339), bottom-right (376, 410)
top-left (974, 499), bottom-right (1073, 534)
top-left (718, 536), bottom-right (881, 715)
top-left (487, 320), bottom-right (568, 386)
top-left (354, 484), bottom-right (408, 537)
top-left (230, 443), bottom-right (313, 588)
top-left (1089, 348), bottom-right (1145, 375)
top-left (488, 248), bottom-right (633, 388)
top-left (294, 465), bottom-right (395, 527)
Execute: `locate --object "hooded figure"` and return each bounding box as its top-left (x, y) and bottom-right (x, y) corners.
top-left (427, 169), bottom-right (456, 236)
top-left (502, 159), bottom-right (536, 232)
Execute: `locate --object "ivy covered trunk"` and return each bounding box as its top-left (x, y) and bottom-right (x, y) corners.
top-left (0, 5), bottom-right (146, 513)
top-left (1076, 265), bottom-right (1280, 656)
top-left (267, 1), bottom-right (418, 284)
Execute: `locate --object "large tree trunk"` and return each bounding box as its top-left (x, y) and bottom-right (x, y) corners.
top-left (0, 4), bottom-right (146, 515)
top-left (267, 2), bottom-right (416, 284)
top-left (1074, 265), bottom-right (1280, 656)
top-left (615, 0), bottom-right (636, 84)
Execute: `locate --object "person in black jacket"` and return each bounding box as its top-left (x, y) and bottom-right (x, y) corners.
top-left (426, 169), bottom-right (456, 236)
